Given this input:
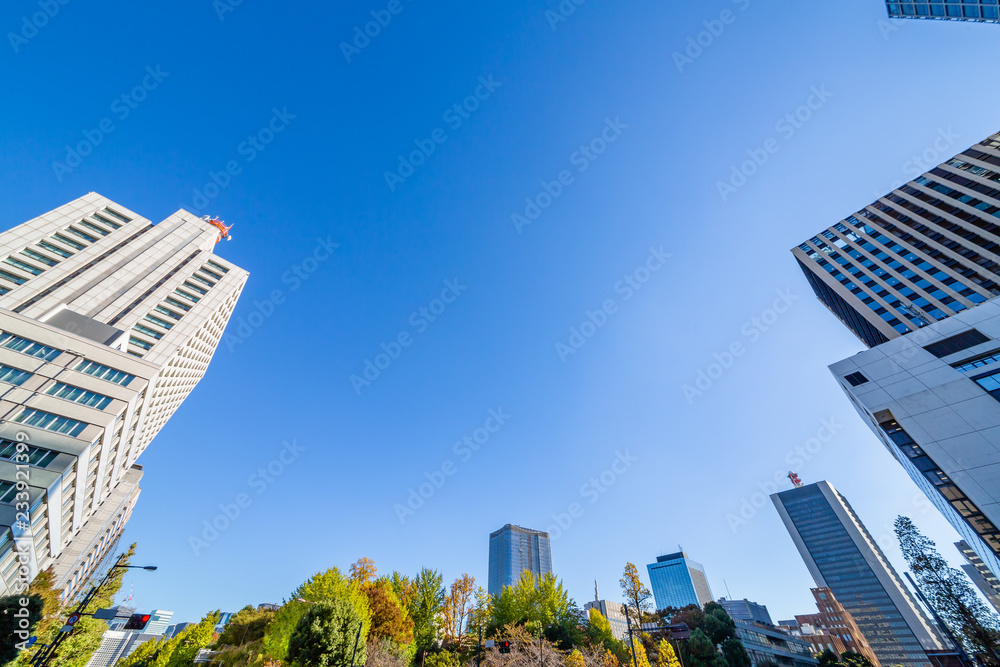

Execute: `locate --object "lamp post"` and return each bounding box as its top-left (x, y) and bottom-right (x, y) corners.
top-left (30, 554), bottom-right (157, 667)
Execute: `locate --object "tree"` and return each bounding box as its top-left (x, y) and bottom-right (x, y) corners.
top-left (619, 563), bottom-right (652, 623)
top-left (215, 605), bottom-right (275, 647)
top-left (656, 639), bottom-right (682, 667)
top-left (0, 594), bottom-right (42, 664)
top-left (586, 609), bottom-right (629, 665)
top-left (840, 651), bottom-right (874, 667)
top-left (629, 636), bottom-right (653, 667)
top-left (409, 568), bottom-right (444, 652)
top-left (263, 567), bottom-right (370, 662)
top-left (895, 516), bottom-right (1000, 665)
top-left (350, 558), bottom-right (378, 587)
top-left (287, 598), bottom-right (367, 667)
top-left (442, 574), bottom-right (475, 641)
top-left (681, 628), bottom-right (725, 667)
top-left (119, 610), bottom-right (221, 667)
top-left (721, 637), bottom-right (751, 667)
top-left (366, 579), bottom-right (414, 645)
top-left (817, 649), bottom-right (839, 667)
top-left (567, 649), bottom-right (588, 667)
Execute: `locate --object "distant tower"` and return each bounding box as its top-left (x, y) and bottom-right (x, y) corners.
top-left (487, 524), bottom-right (552, 596)
top-left (772, 480), bottom-right (944, 667)
top-left (646, 551), bottom-right (713, 611)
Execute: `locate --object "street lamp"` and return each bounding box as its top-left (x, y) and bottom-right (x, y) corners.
top-left (30, 554), bottom-right (157, 667)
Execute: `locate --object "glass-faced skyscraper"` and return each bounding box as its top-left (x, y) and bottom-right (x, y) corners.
top-left (0, 193), bottom-right (247, 601)
top-left (646, 551), bottom-right (714, 612)
top-left (487, 524), bottom-right (552, 595)
top-left (886, 1), bottom-right (1000, 22)
top-left (772, 481), bottom-right (945, 667)
top-left (792, 131), bottom-right (1000, 349)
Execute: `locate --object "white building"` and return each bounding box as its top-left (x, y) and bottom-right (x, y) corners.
top-left (0, 193), bottom-right (247, 600)
top-left (830, 298), bottom-right (1000, 588)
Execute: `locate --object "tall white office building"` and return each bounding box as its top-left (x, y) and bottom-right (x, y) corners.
top-left (0, 193), bottom-right (247, 600)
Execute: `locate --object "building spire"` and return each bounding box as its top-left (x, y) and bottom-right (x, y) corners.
top-left (595, 580), bottom-right (600, 602)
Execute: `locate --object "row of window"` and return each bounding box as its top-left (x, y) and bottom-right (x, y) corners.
top-left (0, 439), bottom-right (58, 468)
top-left (0, 208), bottom-right (130, 293)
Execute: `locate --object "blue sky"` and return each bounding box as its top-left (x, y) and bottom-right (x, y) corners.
top-left (2, 0), bottom-right (1000, 625)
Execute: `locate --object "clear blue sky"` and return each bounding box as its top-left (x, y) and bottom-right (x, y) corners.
top-left (2, 0), bottom-right (999, 625)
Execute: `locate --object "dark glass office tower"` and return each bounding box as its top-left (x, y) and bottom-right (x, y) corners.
top-left (487, 524), bottom-right (552, 595)
top-left (886, 1), bottom-right (1000, 22)
top-left (772, 481), bottom-right (945, 667)
top-left (792, 131), bottom-right (1000, 348)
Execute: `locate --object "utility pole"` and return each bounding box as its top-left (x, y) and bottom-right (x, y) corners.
top-left (477, 626), bottom-right (483, 667)
top-left (349, 620), bottom-right (363, 667)
top-left (625, 607), bottom-right (639, 667)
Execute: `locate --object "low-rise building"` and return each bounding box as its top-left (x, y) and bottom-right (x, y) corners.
top-left (794, 588), bottom-right (881, 666)
top-left (735, 620), bottom-right (820, 667)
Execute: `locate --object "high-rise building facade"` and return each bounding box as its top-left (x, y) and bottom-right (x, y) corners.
top-left (794, 588), bottom-right (881, 666)
top-left (646, 551), bottom-right (714, 612)
top-left (830, 305), bottom-right (1000, 590)
top-left (772, 481), bottom-right (945, 667)
top-left (956, 540), bottom-right (1000, 613)
top-left (792, 131), bottom-right (1000, 348)
top-left (886, 1), bottom-right (1000, 23)
top-left (487, 524), bottom-right (552, 595)
top-left (0, 193), bottom-right (247, 600)
top-left (718, 597), bottom-right (774, 626)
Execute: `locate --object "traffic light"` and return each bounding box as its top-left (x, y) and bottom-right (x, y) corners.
top-left (123, 613), bottom-right (151, 630)
top-left (499, 640), bottom-right (511, 654)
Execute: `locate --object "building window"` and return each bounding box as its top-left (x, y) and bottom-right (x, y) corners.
top-left (47, 382), bottom-right (112, 409)
top-left (75, 360), bottom-right (134, 386)
top-left (14, 408), bottom-right (87, 437)
top-left (0, 440), bottom-right (58, 468)
top-left (0, 364), bottom-right (31, 386)
top-left (953, 351), bottom-right (1000, 373)
top-left (38, 241), bottom-right (72, 258)
top-left (0, 333), bottom-right (61, 361)
top-left (924, 329), bottom-right (991, 358)
top-left (844, 372), bottom-right (869, 387)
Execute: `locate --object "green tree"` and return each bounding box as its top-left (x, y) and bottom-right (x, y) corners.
top-left (409, 568), bottom-right (444, 651)
top-left (119, 610), bottom-right (220, 667)
top-left (817, 649), bottom-right (839, 667)
top-left (0, 594), bottom-right (42, 664)
top-left (721, 637), bottom-right (751, 667)
top-left (619, 563), bottom-right (652, 623)
top-left (586, 609), bottom-right (629, 665)
top-left (840, 651), bottom-right (874, 667)
top-left (679, 628), bottom-right (725, 667)
top-left (287, 598), bottom-right (367, 667)
top-left (263, 567), bottom-right (370, 661)
top-left (895, 516), bottom-right (1000, 665)
top-left (215, 605), bottom-right (275, 647)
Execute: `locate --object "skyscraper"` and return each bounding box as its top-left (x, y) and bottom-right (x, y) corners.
top-left (0, 193), bottom-right (247, 600)
top-left (792, 131), bottom-right (1000, 348)
top-left (830, 306), bottom-right (1000, 592)
top-left (771, 481), bottom-right (945, 667)
top-left (646, 551), bottom-right (713, 612)
top-left (885, 1), bottom-right (1000, 23)
top-left (956, 540), bottom-right (1000, 614)
top-left (487, 524), bottom-right (552, 595)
